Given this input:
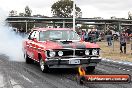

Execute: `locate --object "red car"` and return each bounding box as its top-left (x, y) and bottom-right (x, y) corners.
top-left (23, 28), bottom-right (101, 72)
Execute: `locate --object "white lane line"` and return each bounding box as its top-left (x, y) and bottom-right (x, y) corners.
top-left (118, 62), bottom-right (122, 64)
top-left (119, 68), bottom-right (121, 69)
top-left (122, 69), bottom-right (126, 71)
top-left (118, 68), bottom-right (131, 72)
top-left (127, 70), bottom-right (130, 71)
top-left (97, 68), bottom-right (110, 73)
top-left (127, 69), bottom-right (130, 71)
top-left (20, 74), bottom-right (33, 83)
top-left (107, 59), bottom-right (110, 61)
top-left (102, 58), bottom-right (132, 66)
top-left (102, 58), bottom-right (132, 72)
top-left (113, 61), bottom-right (116, 63)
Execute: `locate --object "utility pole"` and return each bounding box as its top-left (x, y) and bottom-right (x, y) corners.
top-left (26, 21), bottom-right (27, 33)
top-left (73, 0), bottom-right (76, 31)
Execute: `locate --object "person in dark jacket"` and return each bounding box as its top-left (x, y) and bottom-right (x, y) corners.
top-left (120, 31), bottom-right (127, 54)
top-left (83, 31), bottom-right (89, 42)
top-left (105, 29), bottom-right (112, 46)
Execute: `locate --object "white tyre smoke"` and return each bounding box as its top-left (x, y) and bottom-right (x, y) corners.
top-left (0, 9), bottom-right (25, 62)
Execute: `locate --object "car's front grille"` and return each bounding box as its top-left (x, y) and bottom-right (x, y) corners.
top-left (62, 50), bottom-right (73, 56)
top-left (46, 48), bottom-right (100, 58)
top-left (75, 50), bottom-right (85, 56)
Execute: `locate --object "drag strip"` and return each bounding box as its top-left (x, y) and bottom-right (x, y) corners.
top-left (0, 54), bottom-right (132, 88)
top-left (0, 54), bottom-right (87, 88)
top-left (101, 59), bottom-right (132, 73)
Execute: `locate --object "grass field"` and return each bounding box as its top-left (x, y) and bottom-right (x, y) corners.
top-left (97, 41), bottom-right (132, 62)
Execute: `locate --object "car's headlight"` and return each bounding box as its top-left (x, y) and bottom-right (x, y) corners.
top-left (85, 50), bottom-right (90, 55)
top-left (92, 49), bottom-right (98, 55)
top-left (49, 51), bottom-right (56, 57)
top-left (58, 51), bottom-right (63, 56)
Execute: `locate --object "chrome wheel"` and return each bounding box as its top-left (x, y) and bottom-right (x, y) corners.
top-left (40, 59), bottom-right (45, 71)
top-left (39, 58), bottom-right (49, 73)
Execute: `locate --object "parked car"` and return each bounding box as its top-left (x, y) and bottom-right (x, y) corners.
top-left (112, 30), bottom-right (120, 40)
top-left (23, 28), bottom-right (101, 73)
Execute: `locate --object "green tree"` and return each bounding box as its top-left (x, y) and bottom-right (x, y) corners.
top-left (51, 0), bottom-right (82, 18)
top-left (25, 6), bottom-right (32, 17)
top-left (9, 10), bottom-right (17, 16)
top-left (9, 6), bottom-right (34, 33)
top-left (19, 13), bottom-right (25, 17)
top-left (24, 6), bottom-right (34, 32)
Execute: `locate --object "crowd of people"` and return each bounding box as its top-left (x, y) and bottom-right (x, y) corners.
top-left (81, 29), bottom-right (99, 43)
top-left (80, 28), bottom-right (132, 54)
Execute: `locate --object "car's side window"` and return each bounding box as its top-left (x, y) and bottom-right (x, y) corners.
top-left (28, 31), bottom-right (36, 40)
top-left (34, 31), bottom-right (39, 41)
top-left (39, 32), bottom-right (45, 41)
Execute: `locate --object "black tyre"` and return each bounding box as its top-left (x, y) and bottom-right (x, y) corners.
top-left (24, 53), bottom-right (32, 64)
top-left (86, 66), bottom-right (95, 72)
top-left (79, 76), bottom-right (86, 85)
top-left (39, 58), bottom-right (49, 73)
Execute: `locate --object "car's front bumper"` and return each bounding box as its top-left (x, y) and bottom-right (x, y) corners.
top-left (45, 57), bottom-right (101, 68)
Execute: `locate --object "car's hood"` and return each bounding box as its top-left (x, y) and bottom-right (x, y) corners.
top-left (39, 40), bottom-right (99, 50)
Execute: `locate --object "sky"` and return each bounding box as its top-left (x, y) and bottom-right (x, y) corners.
top-left (0, 0), bottom-right (132, 18)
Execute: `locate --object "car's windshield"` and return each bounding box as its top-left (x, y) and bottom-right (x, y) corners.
top-left (39, 30), bottom-right (80, 41)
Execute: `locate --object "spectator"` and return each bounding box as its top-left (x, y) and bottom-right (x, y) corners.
top-left (88, 29), bottom-right (98, 43)
top-left (83, 31), bottom-right (88, 42)
top-left (81, 30), bottom-right (85, 41)
top-left (120, 31), bottom-right (127, 54)
top-left (105, 29), bottom-right (112, 46)
top-left (125, 28), bottom-right (131, 43)
top-left (88, 29), bottom-right (92, 42)
top-left (101, 32), bottom-right (105, 40)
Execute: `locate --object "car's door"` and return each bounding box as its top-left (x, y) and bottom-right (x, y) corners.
top-left (32, 31), bottom-right (40, 61)
top-left (27, 31), bottom-right (37, 59)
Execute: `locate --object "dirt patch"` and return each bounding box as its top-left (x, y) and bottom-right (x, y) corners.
top-left (97, 41), bottom-right (132, 62)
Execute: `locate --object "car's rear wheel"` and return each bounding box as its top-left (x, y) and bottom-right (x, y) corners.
top-left (24, 53), bottom-right (32, 64)
top-left (86, 66), bottom-right (95, 72)
top-left (39, 58), bottom-right (49, 73)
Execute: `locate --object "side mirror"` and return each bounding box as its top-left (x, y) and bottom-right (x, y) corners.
top-left (33, 38), bottom-right (37, 42)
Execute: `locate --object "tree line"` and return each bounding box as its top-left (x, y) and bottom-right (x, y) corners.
top-left (9, 0), bottom-right (82, 32)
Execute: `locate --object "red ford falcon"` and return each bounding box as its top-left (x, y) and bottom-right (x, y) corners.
top-left (23, 28), bottom-right (101, 73)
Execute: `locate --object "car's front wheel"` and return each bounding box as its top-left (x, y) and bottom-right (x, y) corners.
top-left (39, 58), bottom-right (49, 73)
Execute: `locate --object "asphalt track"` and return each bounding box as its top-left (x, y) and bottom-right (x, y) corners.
top-left (0, 54), bottom-right (132, 88)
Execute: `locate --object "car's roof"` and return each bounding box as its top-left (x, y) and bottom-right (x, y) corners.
top-left (32, 28), bottom-right (73, 31)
